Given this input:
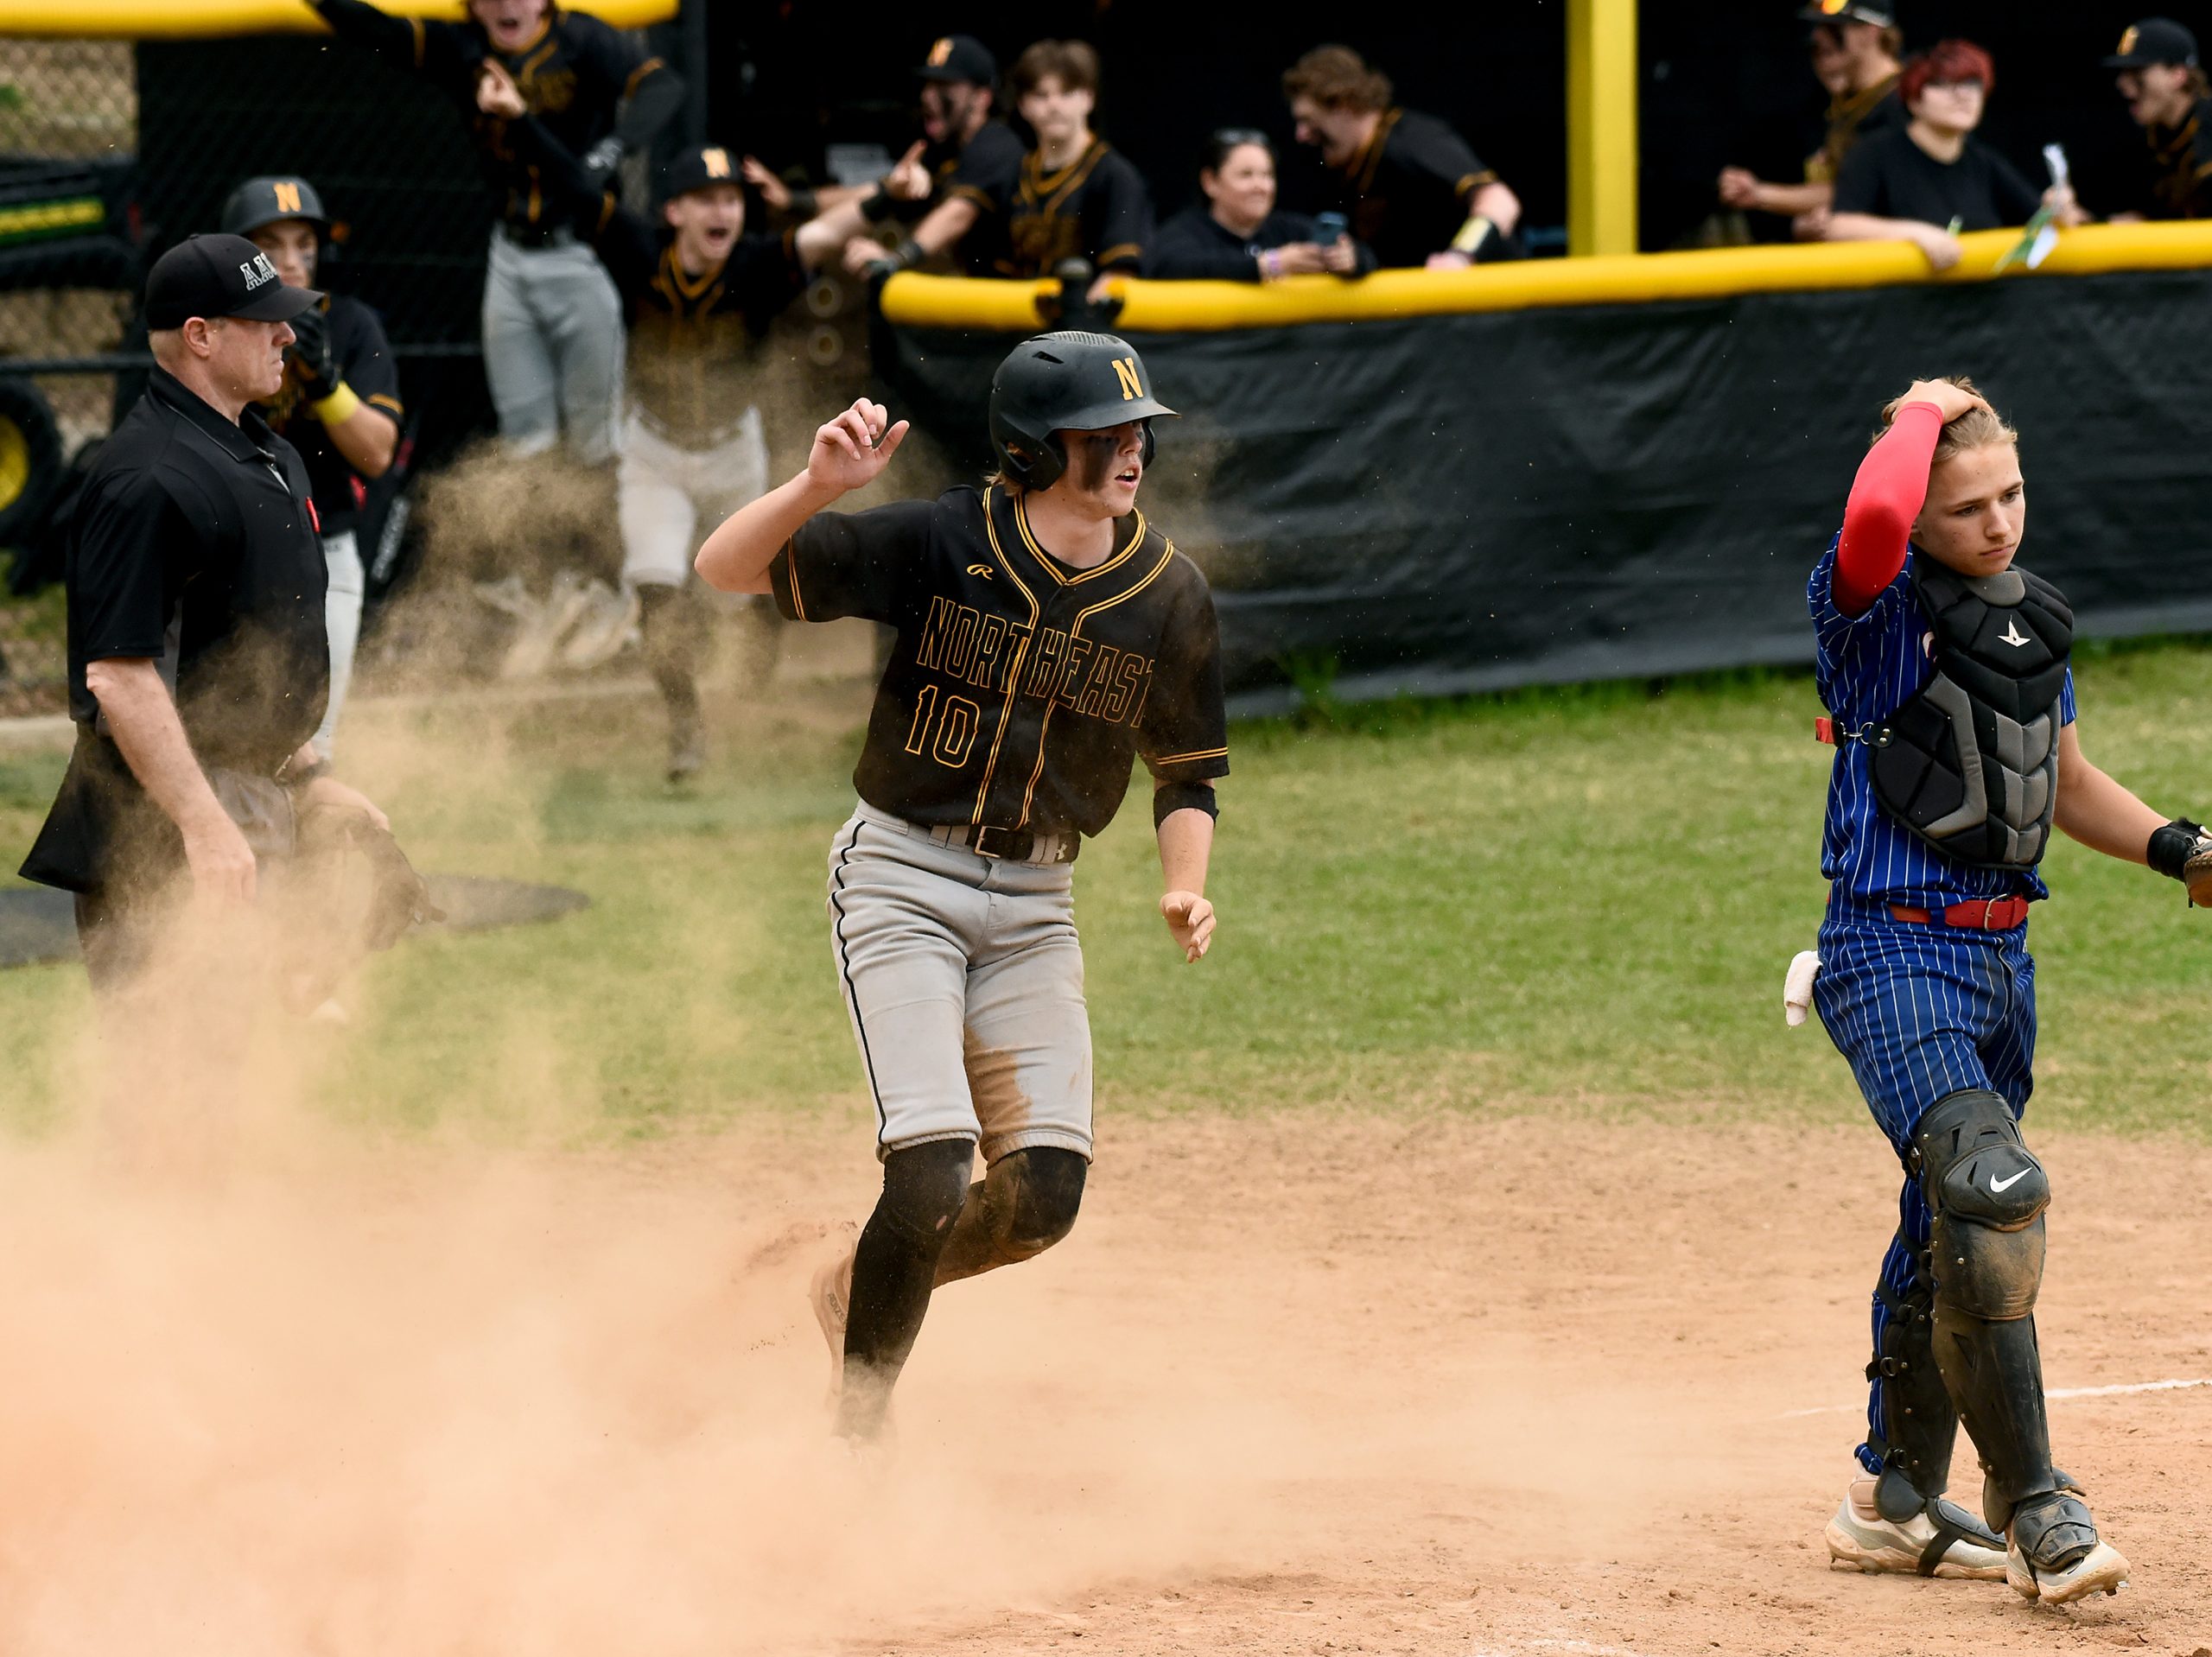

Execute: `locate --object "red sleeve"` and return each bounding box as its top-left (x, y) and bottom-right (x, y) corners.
top-left (1834, 401), bottom-right (1943, 616)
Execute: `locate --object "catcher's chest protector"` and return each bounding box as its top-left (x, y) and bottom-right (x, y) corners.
top-left (1866, 562), bottom-right (2075, 870)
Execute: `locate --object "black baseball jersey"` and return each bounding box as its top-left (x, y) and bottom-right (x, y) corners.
top-left (1832, 129), bottom-right (2040, 231)
top-left (22, 369), bottom-right (327, 892)
top-left (925, 119), bottom-right (1025, 275)
top-left (311, 0), bottom-right (682, 238)
top-left (257, 293), bottom-right (403, 535)
top-left (1335, 107), bottom-right (1498, 268)
top-left (995, 139), bottom-right (1153, 278)
top-left (1809, 76), bottom-right (1904, 185)
top-left (2139, 98), bottom-right (2212, 219)
top-left (515, 116), bottom-right (810, 448)
top-left (770, 484), bottom-right (1227, 839)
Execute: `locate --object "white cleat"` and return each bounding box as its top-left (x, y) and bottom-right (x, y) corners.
top-left (1825, 1478), bottom-right (2008, 1579)
top-left (2007, 1538), bottom-right (2130, 1604)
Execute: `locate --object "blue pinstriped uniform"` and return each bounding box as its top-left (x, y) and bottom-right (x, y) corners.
top-left (1805, 539), bottom-right (2075, 1475)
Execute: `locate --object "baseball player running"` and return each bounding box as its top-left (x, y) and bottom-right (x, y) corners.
top-left (224, 175), bottom-right (403, 760)
top-left (695, 333), bottom-right (1226, 1444)
top-left (1808, 376), bottom-right (2212, 1603)
top-left (488, 70), bottom-right (887, 780)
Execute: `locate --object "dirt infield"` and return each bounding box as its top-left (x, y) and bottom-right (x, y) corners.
top-left (2, 1110), bottom-right (2208, 1655)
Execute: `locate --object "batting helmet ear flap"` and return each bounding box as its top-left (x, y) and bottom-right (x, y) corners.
top-left (1138, 417), bottom-right (1156, 470)
top-left (997, 431), bottom-right (1067, 491)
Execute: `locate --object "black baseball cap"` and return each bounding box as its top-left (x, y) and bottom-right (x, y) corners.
top-left (2105, 17), bottom-right (2199, 68)
top-left (1799, 0), bottom-right (1897, 26)
top-left (143, 232), bottom-right (320, 330)
top-left (662, 143), bottom-right (741, 200)
top-left (918, 34), bottom-right (996, 85)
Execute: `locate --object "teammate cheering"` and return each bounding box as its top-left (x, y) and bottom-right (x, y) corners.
top-left (486, 66), bottom-right (884, 779)
top-left (695, 333), bottom-right (1227, 1444)
top-left (1808, 377), bottom-right (2211, 1603)
top-left (836, 34), bottom-right (1027, 282)
top-left (304, 0), bottom-right (681, 467)
top-left (224, 175), bottom-right (403, 760)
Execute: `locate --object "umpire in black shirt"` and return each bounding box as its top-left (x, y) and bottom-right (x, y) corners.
top-left (20, 233), bottom-right (391, 990)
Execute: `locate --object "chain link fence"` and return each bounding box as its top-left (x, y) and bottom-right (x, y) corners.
top-left (0, 12), bottom-right (880, 716)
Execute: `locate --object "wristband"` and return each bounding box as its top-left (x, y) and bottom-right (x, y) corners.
top-left (1153, 781), bottom-right (1218, 828)
top-left (882, 238), bottom-right (925, 272)
top-left (312, 382), bottom-right (362, 426)
top-left (1449, 214), bottom-right (1495, 257)
top-left (787, 186), bottom-right (819, 221)
top-left (861, 185), bottom-right (899, 224)
top-left (1258, 249), bottom-right (1282, 281)
top-left (2147, 817), bottom-right (2206, 880)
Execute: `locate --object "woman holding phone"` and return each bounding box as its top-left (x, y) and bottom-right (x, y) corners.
top-left (1146, 129), bottom-right (1374, 281)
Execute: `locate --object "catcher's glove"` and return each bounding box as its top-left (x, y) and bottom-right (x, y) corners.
top-left (2148, 816), bottom-right (2212, 906)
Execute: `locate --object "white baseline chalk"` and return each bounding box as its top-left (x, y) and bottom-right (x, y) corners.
top-left (1779, 1375), bottom-right (2212, 1419)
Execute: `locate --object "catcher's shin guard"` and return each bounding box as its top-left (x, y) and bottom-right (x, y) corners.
top-left (1866, 1241), bottom-right (1961, 1511)
top-left (1912, 1089), bottom-right (2065, 1534)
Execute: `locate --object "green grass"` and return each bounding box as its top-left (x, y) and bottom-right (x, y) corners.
top-left (6, 641), bottom-right (2212, 1141)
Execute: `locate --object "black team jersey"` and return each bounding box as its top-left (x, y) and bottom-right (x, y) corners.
top-left (2142, 97), bottom-right (2212, 219)
top-left (257, 294), bottom-right (403, 536)
top-left (771, 484), bottom-right (1227, 838)
top-left (996, 139), bottom-right (1153, 278)
top-left (1810, 75), bottom-right (1905, 186)
top-left (1334, 107), bottom-right (1499, 268)
top-left (517, 121), bottom-right (809, 448)
top-left (920, 119), bottom-right (1026, 276)
top-left (310, 0), bottom-right (682, 238)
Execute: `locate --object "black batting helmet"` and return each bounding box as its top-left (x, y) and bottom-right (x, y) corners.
top-left (988, 331), bottom-right (1176, 491)
top-left (220, 175), bottom-right (330, 239)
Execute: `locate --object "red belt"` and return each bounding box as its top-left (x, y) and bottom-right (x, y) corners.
top-left (1888, 896), bottom-right (2031, 930)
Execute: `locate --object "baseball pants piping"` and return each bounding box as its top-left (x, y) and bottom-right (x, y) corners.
top-left (826, 803), bottom-right (1094, 1164)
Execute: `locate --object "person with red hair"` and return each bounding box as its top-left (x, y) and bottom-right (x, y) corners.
top-left (1825, 39), bottom-right (2082, 270)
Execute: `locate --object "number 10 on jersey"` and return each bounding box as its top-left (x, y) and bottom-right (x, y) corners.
top-left (905, 682), bottom-right (984, 767)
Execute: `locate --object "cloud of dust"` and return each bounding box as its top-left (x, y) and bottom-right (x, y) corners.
top-left (1, 981), bottom-right (1740, 1657)
top-left (0, 403), bottom-right (1737, 1655)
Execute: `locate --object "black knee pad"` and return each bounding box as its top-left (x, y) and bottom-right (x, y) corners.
top-left (874, 1139), bottom-right (976, 1248)
top-left (1915, 1089), bottom-right (2049, 1321)
top-left (995, 1146), bottom-right (1087, 1255)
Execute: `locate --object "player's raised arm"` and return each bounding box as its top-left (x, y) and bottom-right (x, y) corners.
top-left (693, 399), bottom-right (907, 594)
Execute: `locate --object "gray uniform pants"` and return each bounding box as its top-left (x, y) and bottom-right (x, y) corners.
top-left (481, 226), bottom-right (623, 466)
top-left (827, 803), bottom-right (1094, 1163)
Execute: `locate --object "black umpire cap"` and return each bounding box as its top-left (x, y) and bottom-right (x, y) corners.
top-left (1798, 0), bottom-right (1897, 26)
top-left (2105, 18), bottom-right (2200, 68)
top-left (220, 175), bottom-right (330, 239)
top-left (144, 232), bottom-right (321, 330)
top-left (918, 34), bottom-right (996, 86)
top-left (661, 143), bottom-right (741, 200)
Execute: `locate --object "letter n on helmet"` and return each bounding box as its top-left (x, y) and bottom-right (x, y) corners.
top-left (988, 331), bottom-right (1176, 491)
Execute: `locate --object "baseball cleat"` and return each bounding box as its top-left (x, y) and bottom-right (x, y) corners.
top-left (808, 1245), bottom-right (854, 1396)
top-left (2004, 1490), bottom-right (2129, 1603)
top-left (1824, 1478), bottom-right (2007, 1579)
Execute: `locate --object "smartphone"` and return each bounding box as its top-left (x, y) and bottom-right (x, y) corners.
top-left (1313, 211), bottom-right (1349, 243)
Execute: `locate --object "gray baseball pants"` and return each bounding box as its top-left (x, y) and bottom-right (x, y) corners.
top-left (481, 226), bottom-right (623, 466)
top-left (826, 803), bottom-right (1095, 1163)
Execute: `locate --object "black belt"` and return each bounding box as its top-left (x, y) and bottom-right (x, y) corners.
top-left (925, 822), bottom-right (1079, 865)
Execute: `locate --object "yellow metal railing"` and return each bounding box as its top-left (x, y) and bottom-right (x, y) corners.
top-left (880, 223), bottom-right (2212, 333)
top-left (0, 1), bottom-right (677, 36)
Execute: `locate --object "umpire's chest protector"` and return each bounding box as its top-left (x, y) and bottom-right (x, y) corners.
top-left (1868, 561), bottom-right (2075, 870)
